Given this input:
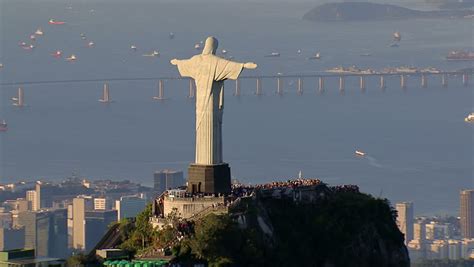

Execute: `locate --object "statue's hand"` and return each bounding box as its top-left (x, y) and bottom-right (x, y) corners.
top-left (244, 62), bottom-right (257, 69)
top-left (170, 59), bottom-right (179, 65)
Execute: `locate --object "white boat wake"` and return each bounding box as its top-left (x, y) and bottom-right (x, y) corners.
top-left (366, 155), bottom-right (383, 168)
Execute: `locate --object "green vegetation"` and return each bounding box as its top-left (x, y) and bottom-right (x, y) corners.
top-left (66, 253), bottom-right (87, 267)
top-left (80, 190), bottom-right (408, 267)
top-left (171, 191), bottom-right (408, 267)
top-left (173, 214), bottom-right (264, 267)
top-left (119, 204), bottom-right (158, 254)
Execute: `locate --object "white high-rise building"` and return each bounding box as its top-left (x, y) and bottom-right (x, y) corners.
top-left (460, 190), bottom-right (474, 238)
top-left (72, 196), bottom-right (93, 250)
top-left (94, 198), bottom-right (106, 210)
top-left (26, 190), bottom-right (38, 211)
top-left (414, 221), bottom-right (426, 241)
top-left (396, 202), bottom-right (414, 244)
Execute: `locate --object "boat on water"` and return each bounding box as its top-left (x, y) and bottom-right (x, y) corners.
top-left (393, 31), bottom-right (401, 42)
top-left (22, 44), bottom-right (35, 50)
top-left (221, 49), bottom-right (228, 54)
top-left (0, 63), bottom-right (3, 69)
top-left (420, 67), bottom-right (441, 74)
top-left (465, 113), bottom-right (474, 122)
top-left (326, 65), bottom-right (364, 74)
top-left (30, 34), bottom-right (36, 41)
top-left (326, 66), bottom-right (354, 74)
top-left (66, 54), bottom-right (77, 61)
top-left (355, 150), bottom-right (366, 156)
top-left (18, 41), bottom-right (27, 47)
top-left (49, 19), bottom-right (65, 25)
top-left (169, 32), bottom-right (175, 39)
top-left (308, 52), bottom-right (321, 60)
top-left (130, 45), bottom-right (137, 51)
top-left (51, 50), bottom-right (62, 57)
top-left (265, 52), bottom-right (280, 57)
top-left (143, 51), bottom-right (159, 57)
top-left (395, 66), bottom-right (418, 74)
top-left (446, 50), bottom-right (474, 61)
top-left (194, 43), bottom-right (201, 50)
top-left (88, 41), bottom-right (95, 47)
top-left (0, 120), bottom-right (7, 132)
top-left (35, 28), bottom-right (44, 36)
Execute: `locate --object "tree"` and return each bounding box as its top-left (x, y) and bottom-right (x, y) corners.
top-left (135, 203), bottom-right (154, 248)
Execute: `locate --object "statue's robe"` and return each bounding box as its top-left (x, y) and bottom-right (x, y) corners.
top-left (176, 55), bottom-right (244, 165)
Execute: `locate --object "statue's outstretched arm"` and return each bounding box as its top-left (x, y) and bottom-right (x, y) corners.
top-left (243, 62), bottom-right (257, 69)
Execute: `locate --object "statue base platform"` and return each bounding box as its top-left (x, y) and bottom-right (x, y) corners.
top-left (187, 163), bottom-right (231, 194)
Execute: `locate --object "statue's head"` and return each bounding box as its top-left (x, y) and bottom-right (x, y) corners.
top-left (202, 36), bottom-right (218, 55)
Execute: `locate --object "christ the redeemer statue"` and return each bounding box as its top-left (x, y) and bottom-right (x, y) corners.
top-left (171, 36), bottom-right (257, 194)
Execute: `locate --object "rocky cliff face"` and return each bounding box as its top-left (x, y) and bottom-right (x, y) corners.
top-left (232, 186), bottom-right (410, 267)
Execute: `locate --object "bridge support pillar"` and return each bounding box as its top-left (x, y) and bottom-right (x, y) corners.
top-left (276, 77), bottom-right (283, 96)
top-left (359, 76), bottom-right (366, 92)
top-left (153, 80), bottom-right (165, 100)
top-left (379, 76), bottom-right (386, 91)
top-left (188, 79), bottom-right (195, 98)
top-left (400, 75), bottom-right (407, 90)
top-left (234, 79), bottom-right (241, 96)
top-left (421, 74), bottom-right (428, 88)
top-left (339, 76), bottom-right (345, 94)
top-left (462, 74), bottom-right (469, 87)
top-left (16, 87), bottom-right (25, 107)
top-left (441, 74), bottom-right (448, 88)
top-left (318, 77), bottom-right (324, 94)
top-left (256, 78), bottom-right (263, 95)
top-left (297, 78), bottom-right (303, 95)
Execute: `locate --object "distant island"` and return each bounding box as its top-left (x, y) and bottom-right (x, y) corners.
top-left (303, 2), bottom-right (474, 21)
top-left (425, 0), bottom-right (474, 10)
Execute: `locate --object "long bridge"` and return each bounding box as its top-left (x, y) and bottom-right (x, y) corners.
top-left (2, 71), bottom-right (472, 106)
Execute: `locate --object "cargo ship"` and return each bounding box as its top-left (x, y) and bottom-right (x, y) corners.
top-left (326, 66), bottom-right (359, 74)
top-left (49, 19), bottom-right (65, 25)
top-left (420, 67), bottom-right (441, 74)
top-left (326, 66), bottom-right (376, 74)
top-left (265, 52), bottom-right (280, 57)
top-left (393, 31), bottom-right (401, 42)
top-left (0, 120), bottom-right (7, 132)
top-left (446, 51), bottom-right (474, 61)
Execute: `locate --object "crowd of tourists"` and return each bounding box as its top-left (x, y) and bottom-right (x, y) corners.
top-left (254, 178), bottom-right (323, 190)
top-left (230, 178), bottom-right (325, 197)
top-left (330, 184), bottom-right (360, 193)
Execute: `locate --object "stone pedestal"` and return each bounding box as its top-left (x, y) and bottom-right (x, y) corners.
top-left (187, 163), bottom-right (231, 194)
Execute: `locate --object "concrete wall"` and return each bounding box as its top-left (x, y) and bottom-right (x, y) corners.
top-left (163, 196), bottom-right (225, 219)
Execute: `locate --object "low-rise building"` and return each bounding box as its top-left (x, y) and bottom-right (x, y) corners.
top-left (0, 228), bottom-right (24, 251)
top-left (0, 249), bottom-right (65, 267)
